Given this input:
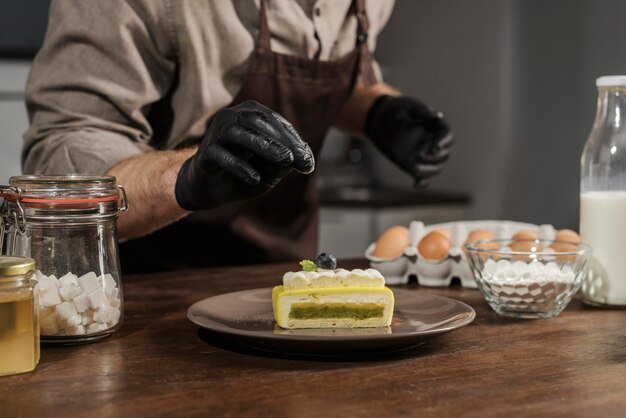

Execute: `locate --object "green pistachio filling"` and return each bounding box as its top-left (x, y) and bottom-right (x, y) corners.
top-left (289, 303), bottom-right (385, 320)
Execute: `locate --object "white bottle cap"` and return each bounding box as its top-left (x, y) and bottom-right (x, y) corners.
top-left (596, 76), bottom-right (626, 87)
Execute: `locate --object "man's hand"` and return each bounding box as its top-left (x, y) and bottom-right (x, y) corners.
top-left (365, 95), bottom-right (453, 187)
top-left (175, 100), bottom-right (315, 210)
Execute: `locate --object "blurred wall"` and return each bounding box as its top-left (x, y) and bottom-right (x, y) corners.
top-left (504, 0), bottom-right (626, 229)
top-left (0, 62), bottom-right (29, 183)
top-left (373, 0), bottom-right (514, 222)
top-left (374, 0), bottom-right (626, 229)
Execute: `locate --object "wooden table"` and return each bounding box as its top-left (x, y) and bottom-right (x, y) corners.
top-left (3, 260), bottom-right (626, 417)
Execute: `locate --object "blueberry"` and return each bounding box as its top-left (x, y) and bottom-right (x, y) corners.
top-left (316, 253), bottom-right (337, 270)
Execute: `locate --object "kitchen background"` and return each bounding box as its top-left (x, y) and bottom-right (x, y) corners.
top-left (1, 0), bottom-right (625, 257)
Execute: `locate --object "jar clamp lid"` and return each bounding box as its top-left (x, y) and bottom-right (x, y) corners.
top-left (0, 256), bottom-right (35, 277)
top-left (0, 175), bottom-right (128, 229)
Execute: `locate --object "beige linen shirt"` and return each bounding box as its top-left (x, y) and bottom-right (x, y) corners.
top-left (23, 0), bottom-right (394, 175)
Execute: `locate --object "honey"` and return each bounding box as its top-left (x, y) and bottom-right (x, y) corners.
top-left (0, 256), bottom-right (38, 377)
top-left (0, 292), bottom-right (39, 376)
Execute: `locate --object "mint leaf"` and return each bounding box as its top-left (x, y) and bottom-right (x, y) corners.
top-left (300, 259), bottom-right (316, 272)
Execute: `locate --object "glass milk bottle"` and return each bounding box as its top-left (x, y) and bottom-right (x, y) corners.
top-left (580, 76), bottom-right (626, 306)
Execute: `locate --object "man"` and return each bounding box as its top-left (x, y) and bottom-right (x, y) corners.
top-left (23, 0), bottom-right (452, 273)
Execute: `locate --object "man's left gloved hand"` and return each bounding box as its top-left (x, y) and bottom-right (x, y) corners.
top-left (365, 95), bottom-right (453, 187)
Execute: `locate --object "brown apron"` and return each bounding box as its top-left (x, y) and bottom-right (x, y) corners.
top-left (120, 0), bottom-right (377, 273)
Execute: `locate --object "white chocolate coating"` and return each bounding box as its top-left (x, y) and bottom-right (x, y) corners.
top-left (283, 268), bottom-right (385, 290)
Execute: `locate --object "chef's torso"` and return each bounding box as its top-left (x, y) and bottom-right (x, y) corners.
top-left (161, 0), bottom-right (392, 150)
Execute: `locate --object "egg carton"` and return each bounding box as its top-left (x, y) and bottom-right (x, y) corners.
top-left (365, 220), bottom-right (557, 288)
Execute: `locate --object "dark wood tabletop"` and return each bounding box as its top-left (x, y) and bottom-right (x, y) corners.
top-left (3, 259), bottom-right (626, 417)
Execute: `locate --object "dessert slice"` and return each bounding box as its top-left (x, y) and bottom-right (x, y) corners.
top-left (272, 255), bottom-right (394, 329)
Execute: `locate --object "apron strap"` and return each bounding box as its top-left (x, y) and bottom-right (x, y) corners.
top-left (258, 0), bottom-right (377, 85)
top-left (353, 0), bottom-right (378, 86)
top-left (258, 0), bottom-right (272, 51)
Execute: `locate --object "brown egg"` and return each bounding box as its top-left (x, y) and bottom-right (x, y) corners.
top-left (418, 232), bottom-right (451, 261)
top-left (463, 229), bottom-right (495, 255)
top-left (551, 242), bottom-right (579, 252)
top-left (432, 229), bottom-right (451, 240)
top-left (554, 229), bottom-right (581, 244)
top-left (551, 229), bottom-right (581, 259)
top-left (470, 240), bottom-right (501, 260)
top-left (473, 240), bottom-right (500, 251)
top-left (512, 230), bottom-right (538, 241)
top-left (508, 240), bottom-right (542, 252)
top-left (372, 226), bottom-right (409, 259)
top-left (465, 229), bottom-right (494, 243)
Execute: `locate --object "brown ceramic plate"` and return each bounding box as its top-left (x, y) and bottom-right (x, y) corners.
top-left (188, 288), bottom-right (475, 355)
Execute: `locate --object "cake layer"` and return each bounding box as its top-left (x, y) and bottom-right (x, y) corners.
top-left (290, 302), bottom-right (385, 320)
top-left (282, 268), bottom-right (384, 290)
top-left (272, 286), bottom-right (394, 329)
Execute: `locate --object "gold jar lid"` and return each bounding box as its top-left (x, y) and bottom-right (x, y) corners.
top-left (0, 256), bottom-right (36, 277)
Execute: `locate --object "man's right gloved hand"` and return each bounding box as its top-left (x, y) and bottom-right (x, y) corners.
top-left (175, 100), bottom-right (315, 211)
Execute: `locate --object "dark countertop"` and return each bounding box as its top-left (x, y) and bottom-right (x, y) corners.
top-left (4, 259), bottom-right (626, 417)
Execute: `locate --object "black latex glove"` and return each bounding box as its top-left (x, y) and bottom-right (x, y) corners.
top-left (175, 100), bottom-right (315, 210)
top-left (365, 95), bottom-right (453, 187)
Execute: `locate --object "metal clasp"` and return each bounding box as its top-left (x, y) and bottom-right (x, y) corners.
top-left (9, 186), bottom-right (27, 236)
top-left (0, 185), bottom-right (9, 217)
top-left (117, 185), bottom-right (129, 212)
top-left (0, 185), bottom-right (26, 253)
top-left (0, 185), bottom-right (7, 253)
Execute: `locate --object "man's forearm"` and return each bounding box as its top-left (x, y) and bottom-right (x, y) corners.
top-left (335, 82), bottom-right (400, 137)
top-left (106, 148), bottom-right (195, 240)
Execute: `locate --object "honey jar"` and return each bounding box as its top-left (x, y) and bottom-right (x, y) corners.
top-left (0, 256), bottom-right (39, 376)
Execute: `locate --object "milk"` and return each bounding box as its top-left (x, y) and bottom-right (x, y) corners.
top-left (580, 191), bottom-right (626, 305)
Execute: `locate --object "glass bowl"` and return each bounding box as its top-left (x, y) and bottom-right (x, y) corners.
top-left (465, 239), bottom-right (592, 319)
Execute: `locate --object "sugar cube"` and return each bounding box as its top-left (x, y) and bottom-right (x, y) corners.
top-left (67, 325), bottom-right (86, 335)
top-left (81, 309), bottom-right (94, 325)
top-left (88, 288), bottom-right (108, 310)
top-left (38, 275), bottom-right (59, 292)
top-left (40, 313), bottom-right (59, 335)
top-left (69, 315), bottom-right (82, 326)
top-left (100, 274), bottom-right (117, 297)
top-left (108, 307), bottom-right (121, 326)
top-left (56, 317), bottom-right (69, 330)
top-left (58, 272), bottom-right (79, 288)
top-left (73, 293), bottom-right (90, 313)
top-left (59, 283), bottom-right (82, 301)
top-left (40, 286), bottom-right (62, 307)
top-left (40, 306), bottom-right (55, 318)
top-left (34, 270), bottom-right (121, 337)
top-left (110, 298), bottom-right (121, 309)
top-left (93, 307), bottom-right (112, 324)
top-left (77, 272), bottom-right (100, 294)
top-left (86, 322), bottom-right (108, 333)
top-left (57, 314), bottom-right (82, 329)
top-left (56, 301), bottom-right (78, 320)
top-left (107, 287), bottom-right (119, 304)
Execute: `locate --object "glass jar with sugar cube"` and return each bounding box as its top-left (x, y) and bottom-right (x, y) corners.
top-left (0, 256), bottom-right (39, 376)
top-left (0, 175), bottom-right (128, 343)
